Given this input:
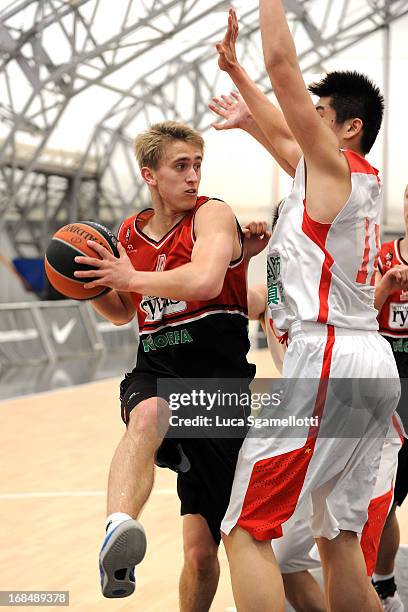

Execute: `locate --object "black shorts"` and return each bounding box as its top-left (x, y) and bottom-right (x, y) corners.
top-left (119, 371), bottom-right (250, 544)
top-left (382, 336), bottom-right (408, 431)
top-left (382, 336), bottom-right (408, 378)
top-left (394, 438), bottom-right (408, 507)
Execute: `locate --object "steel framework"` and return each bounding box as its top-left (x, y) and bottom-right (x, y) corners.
top-left (0, 0), bottom-right (407, 256)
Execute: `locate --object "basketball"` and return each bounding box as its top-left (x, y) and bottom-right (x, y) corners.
top-left (44, 221), bottom-right (119, 300)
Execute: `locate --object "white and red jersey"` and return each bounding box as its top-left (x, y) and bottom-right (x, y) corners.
top-left (117, 196), bottom-right (254, 379)
top-left (263, 311), bottom-right (285, 375)
top-left (377, 239), bottom-right (408, 338)
top-left (267, 150), bottom-right (382, 332)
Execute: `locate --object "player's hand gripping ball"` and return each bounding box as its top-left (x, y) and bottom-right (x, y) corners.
top-left (45, 221), bottom-right (119, 300)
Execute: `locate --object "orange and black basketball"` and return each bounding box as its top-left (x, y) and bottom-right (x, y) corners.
top-left (45, 221), bottom-right (119, 300)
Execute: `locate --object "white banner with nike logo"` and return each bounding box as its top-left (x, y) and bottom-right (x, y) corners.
top-left (0, 300), bottom-right (138, 365)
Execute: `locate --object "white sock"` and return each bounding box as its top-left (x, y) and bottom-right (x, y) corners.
top-left (372, 572), bottom-right (395, 582)
top-left (105, 512), bottom-right (132, 535)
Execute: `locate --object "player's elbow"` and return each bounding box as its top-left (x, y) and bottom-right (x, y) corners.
top-left (108, 306), bottom-right (136, 326)
top-left (265, 53), bottom-right (292, 83)
top-left (265, 49), bottom-right (287, 71)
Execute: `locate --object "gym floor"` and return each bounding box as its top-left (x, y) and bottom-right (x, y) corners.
top-left (1, 349), bottom-right (406, 611)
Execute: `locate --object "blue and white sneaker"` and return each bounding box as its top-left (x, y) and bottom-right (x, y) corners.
top-left (99, 519), bottom-right (147, 598)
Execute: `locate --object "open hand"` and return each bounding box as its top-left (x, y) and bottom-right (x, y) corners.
top-left (74, 241), bottom-right (136, 292)
top-left (242, 221), bottom-right (271, 260)
top-left (208, 91), bottom-right (252, 131)
top-left (216, 8), bottom-right (239, 73)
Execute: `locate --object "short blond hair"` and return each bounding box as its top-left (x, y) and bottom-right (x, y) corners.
top-left (134, 121), bottom-right (204, 169)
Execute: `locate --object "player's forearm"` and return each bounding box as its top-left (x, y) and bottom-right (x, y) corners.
top-left (374, 277), bottom-right (392, 312)
top-left (247, 288), bottom-right (265, 320)
top-left (91, 290), bottom-right (135, 325)
top-left (128, 264), bottom-right (223, 302)
top-left (259, 0), bottom-right (298, 72)
top-left (227, 65), bottom-right (299, 171)
top-left (243, 116), bottom-right (296, 177)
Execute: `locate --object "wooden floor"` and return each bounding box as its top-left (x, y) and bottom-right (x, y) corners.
top-left (0, 349), bottom-right (407, 611)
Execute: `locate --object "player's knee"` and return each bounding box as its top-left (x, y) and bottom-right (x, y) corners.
top-left (127, 398), bottom-right (170, 438)
top-left (184, 543), bottom-right (218, 575)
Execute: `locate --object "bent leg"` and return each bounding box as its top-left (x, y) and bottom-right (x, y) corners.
top-left (222, 525), bottom-right (285, 612)
top-left (283, 571), bottom-right (326, 612)
top-left (107, 396), bottom-right (170, 517)
top-left (317, 530), bottom-right (382, 612)
top-left (179, 514), bottom-right (219, 612)
top-left (374, 504), bottom-right (400, 575)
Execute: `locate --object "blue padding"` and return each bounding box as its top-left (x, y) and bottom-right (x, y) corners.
top-left (13, 258), bottom-right (45, 292)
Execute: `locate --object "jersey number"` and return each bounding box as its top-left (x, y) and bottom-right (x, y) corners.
top-left (356, 219), bottom-right (380, 286)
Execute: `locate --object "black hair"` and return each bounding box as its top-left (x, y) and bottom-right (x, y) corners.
top-left (308, 71), bottom-right (384, 154)
top-left (272, 198), bottom-right (285, 231)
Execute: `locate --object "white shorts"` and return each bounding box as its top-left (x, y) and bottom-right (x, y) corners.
top-left (273, 421), bottom-right (402, 574)
top-left (222, 322), bottom-right (400, 541)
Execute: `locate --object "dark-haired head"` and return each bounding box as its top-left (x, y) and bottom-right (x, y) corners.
top-left (308, 71), bottom-right (384, 155)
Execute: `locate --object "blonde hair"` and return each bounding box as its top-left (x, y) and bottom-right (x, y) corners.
top-left (134, 121), bottom-right (205, 169)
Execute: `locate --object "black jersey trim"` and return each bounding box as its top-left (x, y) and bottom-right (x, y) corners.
top-left (191, 198), bottom-right (244, 267)
top-left (380, 330), bottom-right (408, 338)
top-left (134, 207), bottom-right (190, 246)
top-left (191, 197), bottom-right (223, 242)
top-left (396, 238), bottom-right (408, 266)
top-left (140, 308), bottom-right (248, 336)
top-left (230, 221), bottom-right (244, 267)
top-left (141, 303), bottom-right (248, 332)
top-left (142, 301), bottom-right (248, 327)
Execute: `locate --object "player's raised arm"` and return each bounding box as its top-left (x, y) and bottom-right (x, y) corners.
top-left (258, 1), bottom-right (347, 177)
top-left (215, 11), bottom-right (301, 175)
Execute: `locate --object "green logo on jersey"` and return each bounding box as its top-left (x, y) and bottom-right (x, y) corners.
top-left (392, 338), bottom-right (408, 354)
top-left (142, 328), bottom-right (193, 352)
top-left (267, 252), bottom-right (285, 306)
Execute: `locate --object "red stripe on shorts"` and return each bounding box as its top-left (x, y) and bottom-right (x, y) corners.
top-left (360, 486), bottom-right (394, 576)
top-left (237, 326), bottom-right (335, 541)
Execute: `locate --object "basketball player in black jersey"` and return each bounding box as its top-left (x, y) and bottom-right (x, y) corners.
top-left (74, 120), bottom-right (270, 609)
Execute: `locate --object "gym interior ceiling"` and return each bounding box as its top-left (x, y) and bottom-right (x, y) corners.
top-left (0, 0), bottom-right (407, 257)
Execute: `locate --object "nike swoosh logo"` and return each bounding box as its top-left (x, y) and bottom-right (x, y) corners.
top-left (51, 318), bottom-right (76, 344)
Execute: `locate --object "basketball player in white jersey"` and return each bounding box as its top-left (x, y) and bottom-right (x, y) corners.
top-left (213, 4), bottom-right (401, 611)
top-left (248, 281), bottom-right (403, 612)
top-left (249, 283), bottom-right (326, 612)
top-left (210, 91), bottom-right (407, 611)
top-left (372, 186), bottom-right (408, 612)
top-left (210, 91), bottom-right (406, 611)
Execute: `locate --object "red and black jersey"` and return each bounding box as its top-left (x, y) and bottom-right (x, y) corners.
top-left (117, 196), bottom-right (254, 379)
top-left (377, 239), bottom-right (408, 338)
